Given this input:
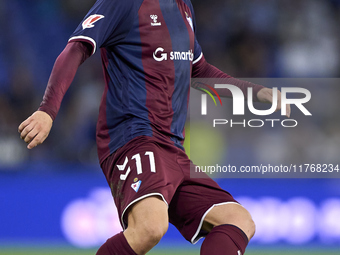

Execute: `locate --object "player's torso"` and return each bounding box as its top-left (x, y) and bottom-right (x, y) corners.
top-left (104, 0), bottom-right (195, 111)
top-left (98, 0), bottom-right (196, 161)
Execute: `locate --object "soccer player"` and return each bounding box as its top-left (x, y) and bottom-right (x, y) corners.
top-left (19, 0), bottom-right (290, 254)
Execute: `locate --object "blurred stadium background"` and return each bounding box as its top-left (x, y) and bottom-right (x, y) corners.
top-left (1, 0), bottom-right (340, 254)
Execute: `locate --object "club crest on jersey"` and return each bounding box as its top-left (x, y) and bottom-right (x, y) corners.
top-left (82, 14), bottom-right (105, 30)
top-left (150, 15), bottom-right (161, 26)
top-left (185, 12), bottom-right (194, 31)
top-left (131, 178), bottom-right (142, 192)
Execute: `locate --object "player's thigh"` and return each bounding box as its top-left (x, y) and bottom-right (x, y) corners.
top-left (102, 136), bottom-right (182, 229)
top-left (126, 196), bottom-right (169, 240)
top-left (203, 203), bottom-right (255, 240)
top-left (123, 196), bottom-right (168, 254)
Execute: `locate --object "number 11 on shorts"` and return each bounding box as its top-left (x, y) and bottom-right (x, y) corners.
top-left (117, 151), bottom-right (156, 180)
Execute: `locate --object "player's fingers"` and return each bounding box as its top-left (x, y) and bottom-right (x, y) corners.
top-left (276, 95), bottom-right (282, 112)
top-left (19, 123), bottom-right (35, 140)
top-left (18, 118), bottom-right (32, 133)
top-left (23, 127), bottom-right (39, 144)
top-left (27, 131), bottom-right (48, 149)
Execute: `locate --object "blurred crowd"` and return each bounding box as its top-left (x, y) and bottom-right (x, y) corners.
top-left (1, 0), bottom-right (340, 167)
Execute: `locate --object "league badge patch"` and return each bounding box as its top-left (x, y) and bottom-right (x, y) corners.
top-left (82, 14), bottom-right (105, 30)
top-left (185, 12), bottom-right (194, 31)
top-left (131, 178), bottom-right (142, 192)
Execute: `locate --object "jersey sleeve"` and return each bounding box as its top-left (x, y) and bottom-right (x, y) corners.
top-left (69, 0), bottom-right (137, 55)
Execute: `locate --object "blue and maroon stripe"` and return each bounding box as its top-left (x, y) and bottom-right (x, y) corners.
top-left (160, 0), bottom-right (195, 144)
top-left (138, 0), bottom-right (175, 137)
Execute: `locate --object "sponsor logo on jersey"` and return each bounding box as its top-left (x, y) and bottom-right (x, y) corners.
top-left (153, 47), bottom-right (194, 62)
top-left (153, 47), bottom-right (168, 61)
top-left (131, 178), bottom-right (142, 192)
top-left (150, 15), bottom-right (161, 26)
top-left (82, 14), bottom-right (105, 30)
top-left (185, 12), bottom-right (194, 31)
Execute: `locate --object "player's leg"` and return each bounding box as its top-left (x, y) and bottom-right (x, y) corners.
top-left (98, 136), bottom-right (183, 255)
top-left (124, 196), bottom-right (169, 254)
top-left (169, 151), bottom-right (255, 255)
top-left (200, 203), bottom-right (255, 255)
top-left (203, 203), bottom-right (255, 239)
top-left (97, 196), bottom-right (168, 255)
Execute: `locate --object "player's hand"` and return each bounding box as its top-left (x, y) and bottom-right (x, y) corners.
top-left (257, 87), bottom-right (291, 118)
top-left (18, 111), bottom-right (53, 149)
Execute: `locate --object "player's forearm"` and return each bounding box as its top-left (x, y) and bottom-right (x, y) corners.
top-left (191, 56), bottom-right (264, 101)
top-left (38, 41), bottom-right (91, 120)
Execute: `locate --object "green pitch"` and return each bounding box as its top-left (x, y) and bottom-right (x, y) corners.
top-left (0, 248), bottom-right (339, 255)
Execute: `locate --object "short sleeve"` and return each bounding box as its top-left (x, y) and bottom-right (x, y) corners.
top-left (69, 0), bottom-right (138, 55)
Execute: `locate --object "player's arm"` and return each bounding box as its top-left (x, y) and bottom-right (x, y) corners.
top-left (18, 41), bottom-right (92, 149)
top-left (191, 55), bottom-right (291, 117)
